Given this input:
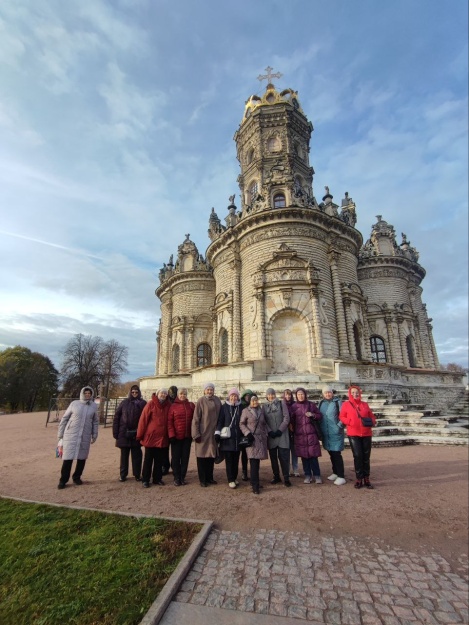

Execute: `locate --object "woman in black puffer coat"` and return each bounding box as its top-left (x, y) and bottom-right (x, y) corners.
top-left (215, 388), bottom-right (244, 489)
top-left (113, 385), bottom-right (147, 482)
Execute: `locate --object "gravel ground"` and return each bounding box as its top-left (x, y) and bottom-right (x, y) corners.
top-left (1, 411), bottom-right (467, 571)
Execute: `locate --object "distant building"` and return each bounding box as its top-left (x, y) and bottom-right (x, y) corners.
top-left (140, 79), bottom-right (462, 406)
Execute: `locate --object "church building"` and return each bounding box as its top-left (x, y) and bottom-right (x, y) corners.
top-left (140, 71), bottom-right (460, 405)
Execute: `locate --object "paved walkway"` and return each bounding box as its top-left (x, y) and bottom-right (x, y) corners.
top-left (161, 529), bottom-right (468, 625)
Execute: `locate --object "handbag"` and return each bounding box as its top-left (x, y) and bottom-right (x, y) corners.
top-left (220, 406), bottom-right (238, 439)
top-left (239, 412), bottom-right (260, 448)
top-left (360, 417), bottom-right (373, 428)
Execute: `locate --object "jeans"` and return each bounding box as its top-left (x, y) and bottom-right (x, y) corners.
top-left (170, 438), bottom-right (192, 482)
top-left (224, 450), bottom-right (241, 483)
top-left (301, 456), bottom-right (321, 477)
top-left (348, 436), bottom-right (372, 479)
top-left (327, 450), bottom-right (345, 479)
top-left (119, 446), bottom-right (143, 480)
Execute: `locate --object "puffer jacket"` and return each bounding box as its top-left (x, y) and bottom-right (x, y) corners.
top-left (318, 397), bottom-right (344, 452)
top-left (168, 397), bottom-right (195, 440)
top-left (58, 387), bottom-right (99, 460)
top-left (290, 390), bottom-right (322, 459)
top-left (215, 401), bottom-right (243, 452)
top-left (137, 396), bottom-right (171, 448)
top-left (240, 406), bottom-right (268, 460)
top-left (113, 388), bottom-right (147, 448)
top-left (339, 387), bottom-right (376, 437)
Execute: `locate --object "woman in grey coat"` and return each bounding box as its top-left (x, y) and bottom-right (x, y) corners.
top-left (192, 382), bottom-right (222, 487)
top-left (240, 394), bottom-right (268, 494)
top-left (57, 386), bottom-right (98, 489)
top-left (264, 388), bottom-right (291, 487)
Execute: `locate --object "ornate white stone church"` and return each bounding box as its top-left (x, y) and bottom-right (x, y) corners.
top-left (140, 71), bottom-right (461, 404)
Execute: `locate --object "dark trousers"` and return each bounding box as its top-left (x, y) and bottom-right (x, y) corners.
top-left (142, 447), bottom-right (166, 483)
top-left (249, 458), bottom-right (260, 489)
top-left (224, 450), bottom-right (241, 483)
top-left (269, 446), bottom-right (290, 480)
top-left (60, 459), bottom-right (86, 484)
top-left (241, 448), bottom-right (248, 475)
top-left (196, 457), bottom-right (215, 485)
top-left (162, 446), bottom-right (170, 474)
top-left (171, 438), bottom-right (192, 481)
top-left (348, 436), bottom-right (372, 479)
top-left (328, 450), bottom-right (345, 479)
top-left (120, 446), bottom-right (143, 480)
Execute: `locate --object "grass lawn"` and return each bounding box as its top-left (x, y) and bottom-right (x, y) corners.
top-left (0, 498), bottom-right (201, 625)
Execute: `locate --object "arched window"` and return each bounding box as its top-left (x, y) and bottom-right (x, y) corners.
top-left (370, 335), bottom-right (387, 363)
top-left (406, 335), bottom-right (417, 368)
top-left (197, 343), bottom-right (212, 367)
top-left (353, 323), bottom-right (363, 360)
top-left (273, 193), bottom-right (286, 208)
top-left (172, 344), bottom-right (180, 372)
top-left (219, 329), bottom-right (228, 364)
top-left (249, 180), bottom-right (258, 202)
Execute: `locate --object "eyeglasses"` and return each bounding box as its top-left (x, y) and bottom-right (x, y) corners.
top-left (131, 390), bottom-right (139, 394)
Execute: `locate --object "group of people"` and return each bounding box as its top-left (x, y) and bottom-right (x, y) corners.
top-left (56, 382), bottom-right (377, 493)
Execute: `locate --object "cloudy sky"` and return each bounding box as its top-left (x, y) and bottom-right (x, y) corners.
top-left (0, 0), bottom-right (467, 380)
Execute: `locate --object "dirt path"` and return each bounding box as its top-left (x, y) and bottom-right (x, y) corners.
top-left (1, 412), bottom-right (467, 570)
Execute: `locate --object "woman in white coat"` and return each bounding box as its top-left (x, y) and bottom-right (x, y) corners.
top-left (57, 386), bottom-right (98, 489)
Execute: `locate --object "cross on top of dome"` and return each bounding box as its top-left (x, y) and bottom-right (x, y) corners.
top-left (257, 66), bottom-right (283, 89)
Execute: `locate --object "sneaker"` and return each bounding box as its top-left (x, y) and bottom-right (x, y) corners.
top-left (294, 472), bottom-right (300, 477)
top-left (57, 482), bottom-right (66, 490)
top-left (334, 477), bottom-right (347, 486)
top-left (314, 476), bottom-right (323, 485)
top-left (304, 476), bottom-right (312, 484)
top-left (73, 478), bottom-right (83, 485)
top-left (229, 482), bottom-right (237, 489)
top-left (327, 473), bottom-right (338, 481)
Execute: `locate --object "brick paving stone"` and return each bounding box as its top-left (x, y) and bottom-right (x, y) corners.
top-left (324, 610), bottom-right (342, 624)
top-left (433, 611), bottom-right (462, 623)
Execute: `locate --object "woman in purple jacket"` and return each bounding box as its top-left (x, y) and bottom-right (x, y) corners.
top-left (290, 387), bottom-right (323, 484)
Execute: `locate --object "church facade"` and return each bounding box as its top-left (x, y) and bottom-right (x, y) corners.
top-left (140, 78), bottom-right (462, 405)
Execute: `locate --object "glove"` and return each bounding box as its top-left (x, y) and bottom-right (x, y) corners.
top-left (194, 436), bottom-right (202, 443)
top-left (275, 430), bottom-right (282, 438)
top-left (169, 437), bottom-right (176, 444)
top-left (215, 434), bottom-right (221, 443)
top-left (91, 437), bottom-right (96, 444)
top-left (247, 432), bottom-right (255, 444)
top-left (268, 431), bottom-right (276, 439)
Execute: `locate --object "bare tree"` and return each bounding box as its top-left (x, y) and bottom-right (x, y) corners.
top-left (60, 334), bottom-right (128, 398)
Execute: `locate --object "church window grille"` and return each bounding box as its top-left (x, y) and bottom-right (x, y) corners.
top-left (406, 335), bottom-right (417, 368)
top-left (197, 343), bottom-right (212, 367)
top-left (370, 335), bottom-right (386, 363)
top-left (249, 181), bottom-right (258, 202)
top-left (219, 329), bottom-right (228, 364)
top-left (273, 193), bottom-right (286, 208)
top-left (172, 344), bottom-right (180, 372)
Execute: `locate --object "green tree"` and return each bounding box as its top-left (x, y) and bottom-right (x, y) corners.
top-left (0, 346), bottom-right (59, 412)
top-left (60, 334), bottom-right (128, 398)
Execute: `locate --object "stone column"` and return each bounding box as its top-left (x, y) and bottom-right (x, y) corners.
top-left (310, 287), bottom-right (324, 357)
top-left (180, 324), bottom-right (186, 371)
top-left (231, 258), bottom-right (243, 362)
top-left (187, 326), bottom-right (194, 369)
top-left (328, 251), bottom-right (350, 358)
top-left (362, 307), bottom-right (373, 360)
top-left (255, 291), bottom-right (266, 357)
top-left (412, 317), bottom-right (425, 368)
top-left (384, 314), bottom-right (396, 365)
top-left (155, 328), bottom-right (161, 375)
top-left (160, 298), bottom-right (172, 375)
top-left (426, 321), bottom-right (439, 369)
top-left (396, 317), bottom-right (408, 367)
top-left (343, 297), bottom-right (356, 359)
top-left (212, 313), bottom-right (219, 364)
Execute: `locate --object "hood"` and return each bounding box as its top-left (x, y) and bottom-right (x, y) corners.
top-left (80, 386), bottom-right (94, 402)
top-left (348, 385), bottom-right (363, 405)
top-left (295, 387), bottom-right (308, 403)
top-left (128, 387), bottom-right (142, 400)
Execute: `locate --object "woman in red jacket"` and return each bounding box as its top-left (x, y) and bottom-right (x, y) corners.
top-left (339, 386), bottom-right (377, 489)
top-left (168, 388), bottom-right (195, 486)
top-left (137, 389), bottom-right (171, 488)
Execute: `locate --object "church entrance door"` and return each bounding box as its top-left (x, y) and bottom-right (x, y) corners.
top-left (271, 313), bottom-right (310, 374)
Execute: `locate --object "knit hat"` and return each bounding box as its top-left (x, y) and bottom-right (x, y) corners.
top-left (322, 385), bottom-right (333, 394)
top-left (131, 384), bottom-right (139, 391)
top-left (227, 387), bottom-right (240, 398)
top-left (266, 388), bottom-right (276, 396)
top-left (204, 382), bottom-right (215, 391)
